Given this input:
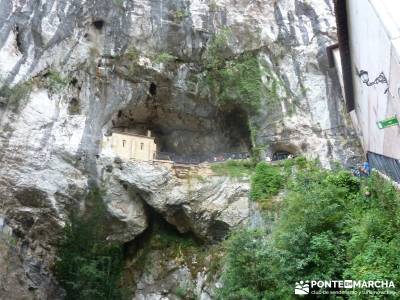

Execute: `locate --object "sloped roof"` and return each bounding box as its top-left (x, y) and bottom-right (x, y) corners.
top-left (112, 131), bottom-right (155, 140)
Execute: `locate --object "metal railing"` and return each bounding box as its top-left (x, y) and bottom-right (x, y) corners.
top-left (156, 152), bottom-right (251, 165)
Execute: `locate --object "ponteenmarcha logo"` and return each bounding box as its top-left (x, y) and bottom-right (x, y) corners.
top-left (295, 281), bottom-right (309, 295)
top-left (294, 280), bottom-right (396, 296)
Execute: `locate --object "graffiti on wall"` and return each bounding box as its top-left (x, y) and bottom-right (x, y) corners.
top-left (355, 68), bottom-right (389, 94)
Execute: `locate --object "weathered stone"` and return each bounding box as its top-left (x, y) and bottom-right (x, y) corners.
top-left (102, 175), bottom-right (149, 243)
top-left (0, 0), bottom-right (363, 298)
top-left (102, 158), bottom-right (250, 241)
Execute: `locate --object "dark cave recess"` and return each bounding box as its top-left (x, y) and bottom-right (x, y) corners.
top-left (108, 105), bottom-right (252, 158)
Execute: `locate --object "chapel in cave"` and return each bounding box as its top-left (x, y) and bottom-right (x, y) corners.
top-left (102, 130), bottom-right (157, 161)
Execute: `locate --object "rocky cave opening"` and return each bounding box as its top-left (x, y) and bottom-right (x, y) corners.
top-left (68, 97), bottom-right (80, 115)
top-left (123, 207), bottom-right (202, 256)
top-left (14, 26), bottom-right (23, 54)
top-left (92, 19), bottom-right (105, 30)
top-left (122, 205), bottom-right (204, 288)
top-left (268, 142), bottom-right (300, 161)
top-left (272, 150), bottom-right (292, 161)
top-left (108, 95), bottom-right (252, 161)
top-left (149, 82), bottom-right (157, 96)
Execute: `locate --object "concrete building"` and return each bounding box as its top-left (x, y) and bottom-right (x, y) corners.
top-left (102, 130), bottom-right (157, 161)
top-left (331, 0), bottom-right (400, 182)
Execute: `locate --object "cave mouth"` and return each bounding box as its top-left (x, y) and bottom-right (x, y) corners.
top-left (68, 97), bottom-right (80, 115)
top-left (109, 102), bottom-right (252, 161)
top-left (122, 205), bottom-right (205, 296)
top-left (123, 205), bottom-right (202, 261)
top-left (272, 150), bottom-right (292, 161)
top-left (92, 19), bottom-right (105, 30)
top-left (221, 106), bottom-right (252, 151)
top-left (269, 143), bottom-right (299, 161)
top-left (149, 82), bottom-right (157, 96)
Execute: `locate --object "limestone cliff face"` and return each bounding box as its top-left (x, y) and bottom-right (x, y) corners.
top-left (0, 0), bottom-right (361, 299)
top-left (101, 158), bottom-right (249, 243)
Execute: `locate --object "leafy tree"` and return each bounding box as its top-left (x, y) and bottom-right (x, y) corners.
top-left (55, 188), bottom-right (125, 300)
top-left (326, 170), bottom-right (360, 193)
top-left (219, 161), bottom-right (400, 299)
top-left (345, 174), bottom-right (400, 286)
top-left (250, 162), bottom-right (283, 205)
top-left (217, 229), bottom-right (284, 300)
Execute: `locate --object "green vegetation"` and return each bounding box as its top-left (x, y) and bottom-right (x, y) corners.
top-left (209, 0), bottom-right (218, 11)
top-left (173, 9), bottom-right (189, 21)
top-left (112, 0), bottom-right (124, 8)
top-left (207, 53), bottom-right (262, 112)
top-left (55, 188), bottom-right (125, 300)
top-left (124, 213), bottom-right (226, 294)
top-left (124, 47), bottom-right (140, 61)
top-left (250, 162), bottom-right (283, 209)
top-left (218, 160), bottom-right (400, 299)
top-left (150, 222), bottom-right (198, 252)
top-left (153, 52), bottom-right (177, 64)
top-left (0, 80), bottom-right (32, 109)
top-left (174, 286), bottom-right (190, 299)
top-left (299, 82), bottom-right (310, 96)
top-left (248, 123), bottom-right (266, 163)
top-left (204, 28), bottom-right (288, 112)
top-left (147, 223), bottom-right (224, 278)
top-left (125, 216), bottom-right (225, 298)
top-left (206, 28), bottom-right (232, 69)
top-left (217, 228), bottom-right (277, 300)
top-left (0, 71), bottom-right (68, 109)
top-left (249, 122), bottom-right (258, 147)
top-left (44, 70), bottom-right (69, 92)
top-left (263, 65), bottom-right (283, 105)
top-left (205, 28), bottom-right (263, 111)
top-left (210, 160), bottom-right (255, 177)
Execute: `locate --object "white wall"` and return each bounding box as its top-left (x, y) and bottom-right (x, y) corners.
top-left (347, 0), bottom-right (400, 159)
